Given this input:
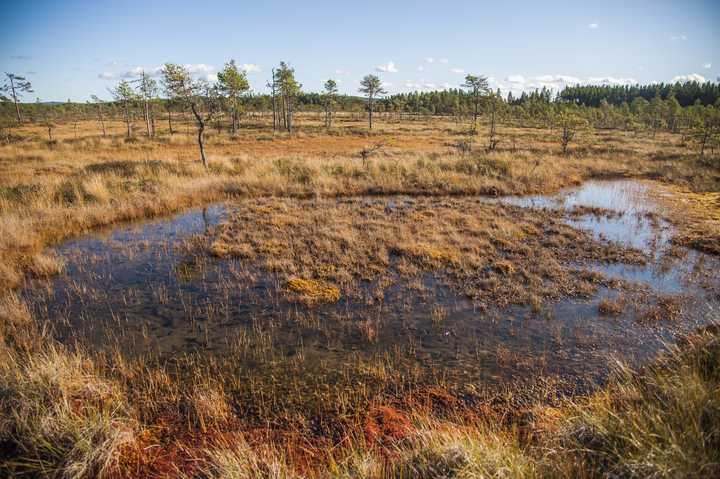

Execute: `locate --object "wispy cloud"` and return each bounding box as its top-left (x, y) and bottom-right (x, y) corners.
top-left (98, 63), bottom-right (216, 81)
top-left (375, 61), bottom-right (398, 73)
top-left (439, 58), bottom-right (449, 64)
top-left (588, 23), bottom-right (599, 29)
top-left (670, 34), bottom-right (687, 41)
top-left (240, 63), bottom-right (261, 73)
top-left (505, 75), bottom-right (526, 84)
top-left (671, 73), bottom-right (706, 83)
top-left (497, 74), bottom-right (637, 95)
top-left (702, 63), bottom-right (712, 69)
top-left (9, 55), bottom-right (31, 61)
top-left (424, 57), bottom-right (435, 64)
top-left (403, 81), bottom-right (438, 91)
top-left (450, 68), bottom-right (465, 74)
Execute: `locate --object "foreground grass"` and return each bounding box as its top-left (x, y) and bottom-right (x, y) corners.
top-left (1, 300), bottom-right (718, 477)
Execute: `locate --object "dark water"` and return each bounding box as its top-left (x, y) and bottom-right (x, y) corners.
top-left (22, 181), bottom-right (719, 390)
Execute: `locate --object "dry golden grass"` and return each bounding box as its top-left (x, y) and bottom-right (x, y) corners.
top-left (1, 114), bottom-right (717, 291)
top-left (285, 278), bottom-right (342, 305)
top-left (0, 113), bottom-right (718, 477)
top-left (206, 196), bottom-right (644, 308)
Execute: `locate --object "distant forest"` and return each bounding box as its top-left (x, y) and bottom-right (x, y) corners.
top-left (558, 82), bottom-right (720, 107)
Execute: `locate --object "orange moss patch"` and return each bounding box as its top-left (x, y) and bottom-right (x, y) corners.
top-left (364, 406), bottom-right (413, 446)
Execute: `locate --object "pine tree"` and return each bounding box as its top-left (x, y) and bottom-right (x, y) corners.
top-left (110, 80), bottom-right (137, 138)
top-left (323, 79), bottom-right (338, 128)
top-left (359, 74), bottom-right (386, 130)
top-left (462, 74), bottom-right (489, 133)
top-left (1, 73), bottom-right (33, 124)
top-left (217, 60), bottom-right (250, 135)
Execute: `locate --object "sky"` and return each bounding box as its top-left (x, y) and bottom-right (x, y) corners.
top-left (2, 0), bottom-right (719, 102)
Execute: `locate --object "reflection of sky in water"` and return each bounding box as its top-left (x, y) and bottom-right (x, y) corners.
top-left (490, 180), bottom-right (720, 293)
top-left (494, 180), bottom-right (668, 251)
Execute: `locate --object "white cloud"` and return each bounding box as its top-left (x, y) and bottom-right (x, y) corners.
top-left (424, 57), bottom-right (435, 64)
top-left (380, 81), bottom-right (393, 89)
top-left (240, 63), bottom-right (261, 73)
top-left (98, 63), bottom-right (217, 82)
top-left (450, 68), bottom-right (465, 74)
top-left (703, 63), bottom-right (712, 69)
top-left (403, 80), bottom-right (444, 91)
top-left (122, 66), bottom-right (150, 78)
top-left (556, 75), bottom-right (581, 84)
top-left (376, 61), bottom-right (398, 73)
top-left (184, 63), bottom-right (214, 74)
top-left (98, 66), bottom-right (158, 81)
top-left (586, 76), bottom-right (636, 86)
top-left (506, 74), bottom-right (526, 84)
top-left (588, 23), bottom-right (599, 29)
top-left (439, 58), bottom-right (449, 64)
top-left (494, 74), bottom-right (640, 97)
top-left (417, 65), bottom-right (424, 72)
top-left (671, 73), bottom-right (707, 83)
top-left (670, 34), bottom-right (687, 41)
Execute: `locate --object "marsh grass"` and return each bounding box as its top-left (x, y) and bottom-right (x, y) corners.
top-left (2, 114), bottom-right (717, 292)
top-left (4, 316), bottom-right (717, 477)
top-left (1, 114), bottom-right (719, 477)
top-left (205, 196), bottom-right (645, 309)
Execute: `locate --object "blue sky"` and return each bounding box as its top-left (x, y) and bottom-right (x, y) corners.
top-left (2, 0), bottom-right (719, 101)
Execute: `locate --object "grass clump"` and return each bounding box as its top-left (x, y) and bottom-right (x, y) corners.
top-left (286, 277), bottom-right (341, 305)
top-left (555, 326), bottom-right (720, 477)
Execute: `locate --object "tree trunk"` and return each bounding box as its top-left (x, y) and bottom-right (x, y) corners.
top-left (473, 98), bottom-right (479, 134)
top-left (144, 99), bottom-right (151, 137)
top-left (700, 131), bottom-right (708, 157)
top-left (368, 96), bottom-right (374, 130)
top-left (191, 102), bottom-right (208, 169)
top-left (98, 106), bottom-right (106, 137)
top-left (124, 102), bottom-right (131, 138)
top-left (9, 77), bottom-right (22, 124)
top-left (167, 104), bottom-right (174, 135)
top-left (287, 97), bottom-right (293, 134)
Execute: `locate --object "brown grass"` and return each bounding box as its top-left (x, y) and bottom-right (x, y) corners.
top-left (204, 196), bottom-right (645, 309)
top-left (0, 113), bottom-right (718, 477)
top-left (2, 114), bottom-right (717, 292)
